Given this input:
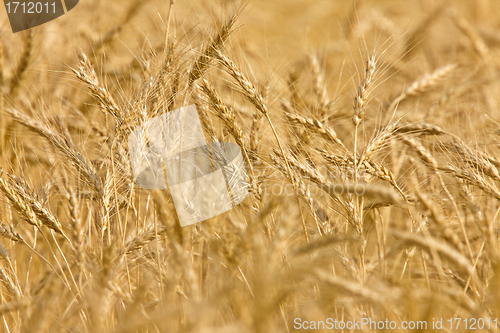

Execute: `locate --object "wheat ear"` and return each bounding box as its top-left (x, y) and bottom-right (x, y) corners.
top-left (0, 168), bottom-right (67, 238)
top-left (215, 50), bottom-right (296, 188)
top-left (72, 51), bottom-right (122, 121)
top-left (9, 30), bottom-right (33, 97)
top-left (6, 108), bottom-right (103, 197)
top-left (401, 136), bottom-right (474, 262)
top-left (285, 112), bottom-right (346, 150)
top-left (188, 14), bottom-right (237, 86)
top-left (200, 79), bottom-right (261, 199)
top-left (388, 64), bottom-right (456, 113)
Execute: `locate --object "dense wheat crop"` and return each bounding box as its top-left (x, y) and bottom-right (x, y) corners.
top-left (1, 0), bottom-right (500, 332)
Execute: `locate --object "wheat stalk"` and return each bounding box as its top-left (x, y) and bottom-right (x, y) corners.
top-left (388, 64), bottom-right (456, 113)
top-left (6, 108), bottom-right (103, 197)
top-left (0, 168), bottom-right (67, 238)
top-left (285, 112), bottom-right (346, 150)
top-left (215, 49), bottom-right (296, 189)
top-left (200, 79), bottom-right (261, 199)
top-left (188, 14), bottom-right (237, 85)
top-left (72, 51), bottom-right (122, 121)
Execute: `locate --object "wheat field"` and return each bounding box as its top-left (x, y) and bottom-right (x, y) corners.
top-left (0, 0), bottom-right (500, 332)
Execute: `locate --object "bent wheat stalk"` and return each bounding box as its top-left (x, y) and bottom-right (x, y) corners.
top-left (215, 49), bottom-right (296, 187)
top-left (388, 64), bottom-right (456, 113)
